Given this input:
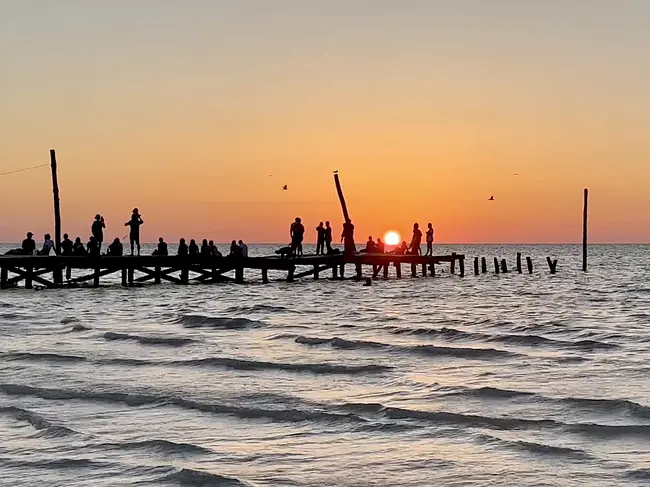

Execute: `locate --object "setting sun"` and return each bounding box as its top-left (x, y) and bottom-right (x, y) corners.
top-left (384, 231), bottom-right (401, 246)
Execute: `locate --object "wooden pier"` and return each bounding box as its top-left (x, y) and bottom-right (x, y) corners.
top-left (0, 253), bottom-right (465, 289)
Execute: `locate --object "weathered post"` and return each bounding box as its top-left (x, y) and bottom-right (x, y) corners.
top-left (526, 256), bottom-right (533, 274)
top-left (395, 262), bottom-right (402, 278)
top-left (287, 264), bottom-right (295, 282)
top-left (50, 150), bottom-right (63, 285)
top-left (128, 266), bottom-right (134, 286)
top-left (459, 257), bottom-right (465, 277)
top-left (332, 265), bottom-right (338, 279)
top-left (411, 263), bottom-right (417, 277)
top-left (474, 257), bottom-right (479, 275)
top-left (383, 263), bottom-right (389, 279)
top-left (121, 268), bottom-right (128, 286)
top-left (236, 266), bottom-right (244, 283)
top-left (481, 257), bottom-right (487, 274)
top-left (339, 264), bottom-right (345, 279)
top-left (516, 253), bottom-right (522, 273)
top-left (429, 263), bottom-right (436, 276)
top-left (314, 265), bottom-right (320, 280)
top-left (450, 252), bottom-right (456, 274)
top-left (494, 258), bottom-right (500, 274)
top-left (0, 266), bottom-right (7, 289)
top-left (547, 257), bottom-right (557, 274)
top-left (583, 188), bottom-right (588, 272)
top-left (261, 268), bottom-right (269, 283)
top-left (25, 265), bottom-right (34, 289)
top-left (500, 259), bottom-right (508, 273)
top-left (93, 265), bottom-right (100, 287)
top-left (334, 173), bottom-right (350, 222)
top-left (422, 263), bottom-right (427, 276)
top-left (180, 263), bottom-right (189, 284)
top-left (155, 265), bottom-right (161, 284)
top-left (356, 263), bottom-right (363, 280)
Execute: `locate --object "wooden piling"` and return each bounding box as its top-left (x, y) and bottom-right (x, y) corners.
top-left (180, 264), bottom-right (189, 284)
top-left (516, 253), bottom-right (522, 273)
top-left (262, 268), bottom-right (269, 283)
top-left (481, 257), bottom-right (487, 274)
top-left (395, 262), bottom-right (402, 279)
top-left (287, 265), bottom-right (295, 282)
top-left (459, 257), bottom-right (465, 277)
top-left (494, 258), bottom-right (500, 274)
top-left (25, 266), bottom-right (33, 289)
top-left (339, 264), bottom-right (345, 279)
top-left (93, 266), bottom-right (100, 287)
top-left (334, 173), bottom-right (351, 222)
top-left (236, 266), bottom-right (244, 283)
top-left (422, 263), bottom-right (427, 276)
top-left (50, 150), bottom-right (63, 285)
top-left (314, 265), bottom-right (320, 280)
top-left (383, 263), bottom-right (389, 279)
top-left (332, 265), bottom-right (338, 279)
top-left (128, 267), bottom-right (134, 286)
top-left (500, 259), bottom-right (508, 273)
top-left (583, 188), bottom-right (588, 272)
top-left (154, 265), bottom-right (161, 284)
top-left (121, 268), bottom-right (127, 286)
top-left (526, 256), bottom-right (533, 274)
top-left (450, 252), bottom-right (456, 274)
top-left (411, 263), bottom-right (417, 277)
top-left (1, 267), bottom-right (7, 289)
top-left (356, 263), bottom-right (363, 280)
top-left (547, 257), bottom-right (557, 274)
top-left (474, 257), bottom-right (479, 276)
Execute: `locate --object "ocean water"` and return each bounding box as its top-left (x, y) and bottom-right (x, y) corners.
top-left (1, 244), bottom-right (650, 486)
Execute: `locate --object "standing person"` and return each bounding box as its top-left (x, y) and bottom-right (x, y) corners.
top-left (87, 236), bottom-right (100, 256)
top-left (177, 238), bottom-right (188, 256)
top-left (425, 223), bottom-right (435, 256)
top-left (324, 221), bottom-right (333, 254)
top-left (290, 217), bottom-right (305, 257)
top-left (229, 240), bottom-right (242, 257)
top-left (61, 234), bottom-right (73, 256)
top-left (124, 208), bottom-right (144, 256)
top-left (22, 232), bottom-right (36, 255)
top-left (238, 240), bottom-right (248, 258)
top-left (341, 218), bottom-right (356, 255)
top-left (39, 233), bottom-right (55, 255)
top-left (409, 223), bottom-right (422, 255)
top-left (91, 214), bottom-right (105, 251)
top-left (315, 222), bottom-right (325, 255)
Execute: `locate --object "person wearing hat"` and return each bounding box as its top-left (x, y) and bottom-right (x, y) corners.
top-left (22, 232), bottom-right (36, 255)
top-left (124, 208), bottom-right (144, 256)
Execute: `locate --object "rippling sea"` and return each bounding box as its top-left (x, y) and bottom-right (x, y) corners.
top-left (1, 244), bottom-right (650, 486)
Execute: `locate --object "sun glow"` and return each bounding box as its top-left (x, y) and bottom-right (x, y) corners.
top-left (384, 231), bottom-right (401, 246)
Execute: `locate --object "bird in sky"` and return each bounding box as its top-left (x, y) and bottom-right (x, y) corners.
top-left (333, 170), bottom-right (338, 174)
top-left (282, 185), bottom-right (288, 191)
top-left (488, 196), bottom-right (495, 201)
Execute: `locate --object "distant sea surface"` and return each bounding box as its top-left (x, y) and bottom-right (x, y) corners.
top-left (1, 244), bottom-right (650, 486)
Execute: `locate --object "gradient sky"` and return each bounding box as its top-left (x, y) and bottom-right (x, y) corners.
top-left (1, 1), bottom-right (649, 243)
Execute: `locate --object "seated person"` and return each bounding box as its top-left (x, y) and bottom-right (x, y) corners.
top-left (107, 238), bottom-right (123, 256)
top-left (152, 237), bottom-right (168, 256)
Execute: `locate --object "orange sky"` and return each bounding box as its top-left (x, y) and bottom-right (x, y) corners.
top-left (1, 1), bottom-right (649, 243)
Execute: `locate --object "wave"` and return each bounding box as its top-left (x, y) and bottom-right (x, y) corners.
top-left (0, 406), bottom-right (77, 437)
top-left (0, 384), bottom-right (365, 425)
top-left (2, 352), bottom-right (86, 363)
top-left (387, 326), bottom-right (618, 350)
top-left (223, 304), bottom-right (291, 314)
top-left (179, 315), bottom-right (265, 329)
top-left (60, 317), bottom-right (79, 324)
top-left (70, 324), bottom-right (92, 332)
top-left (293, 335), bottom-right (520, 360)
top-left (97, 438), bottom-right (212, 455)
top-left (476, 433), bottom-right (590, 459)
top-left (439, 386), bottom-right (650, 419)
top-left (338, 401), bottom-right (650, 438)
top-left (103, 332), bottom-right (195, 347)
top-left (171, 357), bottom-right (392, 375)
top-left (159, 468), bottom-right (248, 486)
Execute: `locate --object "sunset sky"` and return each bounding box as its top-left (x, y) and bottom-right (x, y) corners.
top-left (1, 1), bottom-right (649, 243)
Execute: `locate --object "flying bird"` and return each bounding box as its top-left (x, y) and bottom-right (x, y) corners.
top-left (282, 185), bottom-right (288, 191)
top-left (488, 196), bottom-right (495, 201)
top-left (514, 173), bottom-right (520, 176)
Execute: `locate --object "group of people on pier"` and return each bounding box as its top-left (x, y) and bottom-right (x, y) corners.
top-left (7, 208), bottom-right (435, 259)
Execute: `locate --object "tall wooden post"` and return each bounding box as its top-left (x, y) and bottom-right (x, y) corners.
top-left (333, 173), bottom-right (350, 222)
top-left (583, 188), bottom-right (588, 272)
top-left (516, 253), bottom-right (522, 273)
top-left (50, 150), bottom-right (62, 254)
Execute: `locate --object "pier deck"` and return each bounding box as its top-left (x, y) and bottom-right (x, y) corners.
top-left (0, 253), bottom-right (465, 289)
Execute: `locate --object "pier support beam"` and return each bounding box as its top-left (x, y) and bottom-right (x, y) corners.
top-left (25, 266), bottom-right (33, 289)
top-left (516, 253), bottom-right (522, 273)
top-left (450, 252), bottom-right (456, 274)
top-left (395, 262), bottom-right (401, 279)
top-left (314, 265), bottom-right (320, 280)
top-left (0, 267), bottom-right (7, 289)
top-left (481, 257), bottom-right (487, 274)
top-left (383, 264), bottom-right (389, 279)
top-left (235, 267), bottom-right (244, 283)
top-left (128, 267), bottom-right (134, 286)
top-left (459, 257), bottom-right (465, 277)
top-left (421, 263), bottom-right (427, 277)
top-left (547, 257), bottom-right (557, 274)
top-left (287, 265), bottom-right (295, 282)
top-left (339, 264), bottom-right (345, 280)
top-left (494, 258), bottom-right (500, 275)
top-left (262, 268), bottom-right (269, 283)
top-left (411, 263), bottom-right (417, 278)
top-left (356, 263), bottom-right (362, 280)
top-left (526, 257), bottom-right (533, 274)
top-left (474, 257), bottom-right (479, 276)
top-left (332, 265), bottom-right (338, 279)
top-left (121, 269), bottom-right (127, 287)
top-left (500, 259), bottom-right (508, 274)
top-left (93, 266), bottom-right (100, 288)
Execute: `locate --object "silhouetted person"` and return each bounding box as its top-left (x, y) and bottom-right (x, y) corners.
top-left (324, 221), bottom-right (333, 253)
top-left (316, 222), bottom-right (325, 255)
top-left (189, 239), bottom-right (199, 256)
top-left (107, 238), bottom-right (123, 256)
top-left (178, 238), bottom-right (188, 256)
top-left (392, 241), bottom-right (408, 255)
top-left (376, 237), bottom-right (385, 254)
top-left (290, 217), bottom-right (305, 256)
top-left (229, 240), bottom-right (242, 257)
top-left (124, 208), bottom-right (144, 256)
top-left (425, 223), bottom-right (434, 256)
top-left (238, 240), bottom-right (248, 258)
top-left (209, 240), bottom-right (222, 257)
top-left (61, 234), bottom-right (73, 256)
top-left (91, 214), bottom-right (105, 250)
top-left (365, 236), bottom-right (375, 253)
top-left (341, 218), bottom-right (356, 255)
top-left (73, 237), bottom-right (87, 256)
top-left (22, 232), bottom-right (36, 255)
top-left (153, 237), bottom-right (168, 256)
top-left (39, 233), bottom-right (55, 255)
top-left (87, 236), bottom-right (100, 256)
top-left (409, 223), bottom-right (422, 255)
top-left (200, 239), bottom-right (211, 257)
